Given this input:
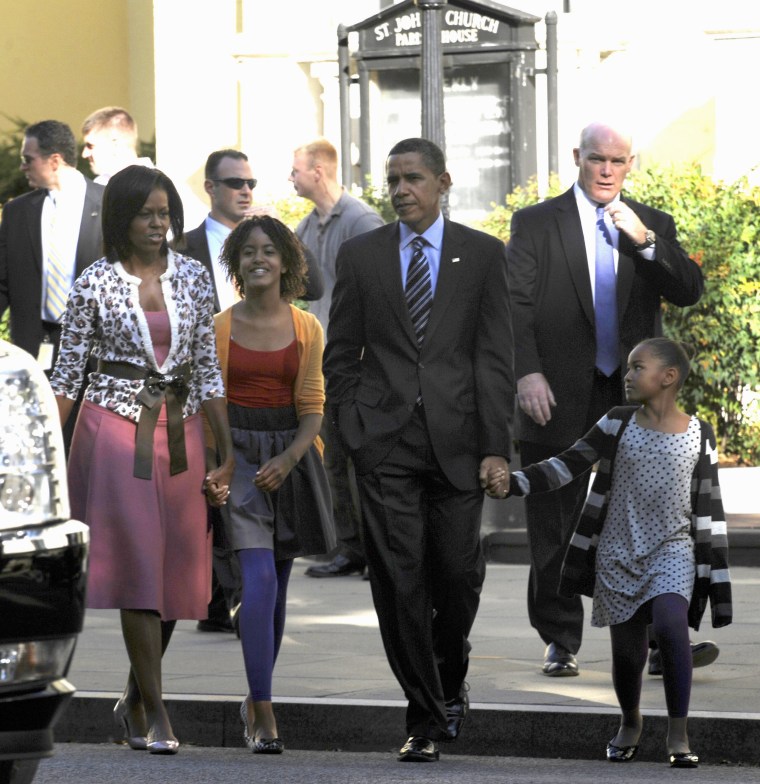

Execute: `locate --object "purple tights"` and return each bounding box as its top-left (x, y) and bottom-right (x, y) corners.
top-left (237, 548), bottom-right (293, 701)
top-left (609, 593), bottom-right (692, 718)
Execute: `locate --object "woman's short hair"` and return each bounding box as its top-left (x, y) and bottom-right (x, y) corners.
top-left (220, 215), bottom-right (308, 302)
top-left (637, 337), bottom-right (693, 389)
top-left (102, 165), bottom-right (183, 261)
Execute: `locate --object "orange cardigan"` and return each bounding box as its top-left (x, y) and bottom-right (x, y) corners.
top-left (204, 304), bottom-right (326, 454)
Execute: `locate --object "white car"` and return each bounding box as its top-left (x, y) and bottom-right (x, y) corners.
top-left (0, 340), bottom-right (88, 784)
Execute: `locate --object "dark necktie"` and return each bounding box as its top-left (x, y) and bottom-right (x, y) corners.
top-left (594, 206), bottom-right (619, 376)
top-left (405, 236), bottom-right (433, 347)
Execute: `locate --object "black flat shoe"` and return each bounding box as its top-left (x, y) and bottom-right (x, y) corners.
top-left (670, 751), bottom-right (699, 768)
top-left (253, 737), bottom-right (284, 754)
top-left (398, 736), bottom-right (439, 762)
top-left (606, 740), bottom-right (639, 762)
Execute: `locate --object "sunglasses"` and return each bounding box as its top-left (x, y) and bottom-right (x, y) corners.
top-left (213, 177), bottom-right (257, 190)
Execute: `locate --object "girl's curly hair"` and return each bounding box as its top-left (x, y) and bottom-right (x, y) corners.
top-left (220, 215), bottom-right (308, 301)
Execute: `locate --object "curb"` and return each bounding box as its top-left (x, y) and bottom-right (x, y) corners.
top-left (57, 694), bottom-right (760, 764)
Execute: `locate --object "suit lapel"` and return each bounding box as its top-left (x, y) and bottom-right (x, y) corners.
top-left (25, 190), bottom-right (46, 274)
top-left (75, 181), bottom-right (103, 274)
top-left (373, 222), bottom-right (418, 345)
top-left (423, 220), bottom-right (463, 347)
top-left (556, 189), bottom-right (595, 326)
top-left (616, 196), bottom-right (640, 317)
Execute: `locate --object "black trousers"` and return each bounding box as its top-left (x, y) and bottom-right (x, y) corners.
top-left (523, 368), bottom-right (623, 655)
top-left (356, 407), bottom-right (485, 740)
top-left (321, 414), bottom-right (364, 564)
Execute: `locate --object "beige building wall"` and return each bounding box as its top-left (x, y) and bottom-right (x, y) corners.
top-left (1, 0), bottom-right (757, 214)
top-left (0, 0), bottom-right (154, 147)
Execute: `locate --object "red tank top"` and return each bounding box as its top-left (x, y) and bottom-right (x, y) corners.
top-left (227, 338), bottom-right (298, 408)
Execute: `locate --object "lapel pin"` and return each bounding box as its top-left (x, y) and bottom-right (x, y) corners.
top-left (452, 257), bottom-right (460, 263)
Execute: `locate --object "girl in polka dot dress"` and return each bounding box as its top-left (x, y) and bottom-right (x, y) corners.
top-left (508, 338), bottom-right (732, 768)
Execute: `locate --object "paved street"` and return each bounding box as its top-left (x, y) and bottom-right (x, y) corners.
top-left (34, 743), bottom-right (760, 784)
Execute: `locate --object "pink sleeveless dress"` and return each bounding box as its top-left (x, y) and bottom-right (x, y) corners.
top-left (68, 310), bottom-right (212, 620)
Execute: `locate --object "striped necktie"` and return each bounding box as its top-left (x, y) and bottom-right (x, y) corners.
top-left (405, 236), bottom-right (432, 346)
top-left (44, 195), bottom-right (70, 323)
top-left (594, 205), bottom-right (619, 375)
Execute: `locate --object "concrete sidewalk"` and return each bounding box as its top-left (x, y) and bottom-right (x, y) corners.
top-left (59, 562), bottom-right (759, 764)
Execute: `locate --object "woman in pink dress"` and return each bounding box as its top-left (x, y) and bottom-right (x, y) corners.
top-left (51, 165), bottom-right (233, 755)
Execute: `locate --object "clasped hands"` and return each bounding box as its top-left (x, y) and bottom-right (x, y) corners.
top-left (480, 455), bottom-right (510, 499)
top-left (203, 461), bottom-right (233, 507)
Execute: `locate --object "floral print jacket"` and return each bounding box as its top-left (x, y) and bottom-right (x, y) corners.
top-left (50, 250), bottom-right (225, 422)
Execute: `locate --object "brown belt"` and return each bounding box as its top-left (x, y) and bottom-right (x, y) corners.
top-left (97, 360), bottom-right (191, 480)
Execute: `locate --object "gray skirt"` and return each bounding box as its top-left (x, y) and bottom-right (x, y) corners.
top-left (222, 404), bottom-right (336, 560)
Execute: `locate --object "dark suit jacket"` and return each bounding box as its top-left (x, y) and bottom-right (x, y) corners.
top-left (323, 219), bottom-right (515, 491)
top-left (507, 186), bottom-right (703, 447)
top-left (0, 179), bottom-right (104, 357)
top-left (181, 219), bottom-right (324, 313)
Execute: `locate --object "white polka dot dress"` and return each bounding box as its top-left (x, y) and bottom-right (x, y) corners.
top-left (591, 416), bottom-right (700, 628)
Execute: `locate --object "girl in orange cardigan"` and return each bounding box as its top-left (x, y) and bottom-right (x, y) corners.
top-left (211, 216), bottom-right (335, 754)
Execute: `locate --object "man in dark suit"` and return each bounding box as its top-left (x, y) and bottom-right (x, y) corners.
top-left (507, 121), bottom-right (705, 678)
top-left (324, 138), bottom-right (514, 763)
top-left (0, 120), bottom-right (104, 448)
top-left (180, 148), bottom-right (323, 634)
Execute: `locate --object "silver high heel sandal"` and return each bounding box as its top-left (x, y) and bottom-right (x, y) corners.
top-left (113, 699), bottom-right (148, 751)
top-left (147, 737), bottom-right (180, 755)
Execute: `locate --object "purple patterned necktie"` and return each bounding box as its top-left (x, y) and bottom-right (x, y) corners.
top-left (405, 236), bottom-right (433, 346)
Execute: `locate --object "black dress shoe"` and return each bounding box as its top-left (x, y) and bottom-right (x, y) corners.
top-left (304, 554), bottom-right (365, 578)
top-left (670, 751), bottom-right (699, 768)
top-left (648, 640), bottom-right (719, 676)
top-left (542, 642), bottom-right (579, 677)
top-left (443, 684), bottom-right (469, 742)
top-left (606, 740), bottom-right (639, 762)
top-left (398, 736), bottom-right (439, 762)
top-left (196, 617), bottom-right (234, 633)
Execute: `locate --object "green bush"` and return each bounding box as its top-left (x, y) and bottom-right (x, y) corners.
top-left (479, 167), bottom-right (760, 464)
top-left (626, 166), bottom-right (760, 464)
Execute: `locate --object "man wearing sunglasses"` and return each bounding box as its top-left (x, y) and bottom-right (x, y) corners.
top-left (181, 148), bottom-right (323, 634)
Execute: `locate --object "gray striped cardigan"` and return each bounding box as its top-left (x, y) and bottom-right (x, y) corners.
top-left (511, 406), bottom-right (732, 631)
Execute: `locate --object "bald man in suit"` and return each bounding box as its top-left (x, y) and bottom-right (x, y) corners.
top-left (506, 121), bottom-right (704, 677)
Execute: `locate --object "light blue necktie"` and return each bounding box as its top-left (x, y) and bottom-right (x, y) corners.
top-left (594, 206), bottom-right (619, 376)
top-left (45, 196), bottom-right (70, 322)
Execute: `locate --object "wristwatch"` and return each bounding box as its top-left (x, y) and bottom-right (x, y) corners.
top-left (634, 229), bottom-right (656, 250)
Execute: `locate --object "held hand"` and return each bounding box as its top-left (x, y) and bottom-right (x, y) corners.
top-left (605, 202), bottom-right (648, 247)
top-left (517, 373), bottom-right (556, 426)
top-left (479, 456), bottom-right (510, 499)
top-left (203, 462), bottom-right (233, 507)
top-left (254, 452), bottom-right (297, 493)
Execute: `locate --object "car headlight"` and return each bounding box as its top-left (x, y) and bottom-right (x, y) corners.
top-left (0, 343), bottom-right (69, 529)
top-left (0, 638), bottom-right (77, 688)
